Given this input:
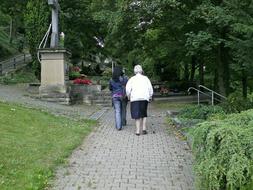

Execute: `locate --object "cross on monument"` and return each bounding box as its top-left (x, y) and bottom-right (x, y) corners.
top-left (48, 0), bottom-right (60, 48)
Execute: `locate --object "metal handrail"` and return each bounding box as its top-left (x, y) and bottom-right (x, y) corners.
top-left (0, 53), bottom-right (32, 75)
top-left (199, 85), bottom-right (227, 99)
top-left (187, 87), bottom-right (211, 105)
top-left (199, 85), bottom-right (226, 105)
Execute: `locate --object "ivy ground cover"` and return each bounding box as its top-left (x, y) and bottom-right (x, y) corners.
top-left (0, 101), bottom-right (96, 190)
top-left (188, 109), bottom-right (253, 190)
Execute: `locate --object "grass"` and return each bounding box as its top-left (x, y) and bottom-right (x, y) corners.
top-left (0, 101), bottom-right (96, 190)
top-left (0, 66), bottom-right (39, 85)
top-left (153, 101), bottom-right (193, 111)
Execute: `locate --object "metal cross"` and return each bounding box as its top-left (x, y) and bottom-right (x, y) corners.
top-left (48, 0), bottom-right (60, 48)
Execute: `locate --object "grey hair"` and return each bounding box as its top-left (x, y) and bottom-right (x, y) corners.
top-left (134, 65), bottom-right (143, 74)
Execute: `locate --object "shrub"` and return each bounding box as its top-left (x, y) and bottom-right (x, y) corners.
top-left (178, 105), bottom-right (225, 120)
top-left (0, 67), bottom-right (38, 84)
top-left (221, 91), bottom-right (253, 113)
top-left (189, 109), bottom-right (253, 190)
top-left (69, 71), bottom-right (81, 80)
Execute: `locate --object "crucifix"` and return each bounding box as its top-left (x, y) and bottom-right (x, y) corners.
top-left (48, 0), bottom-right (60, 48)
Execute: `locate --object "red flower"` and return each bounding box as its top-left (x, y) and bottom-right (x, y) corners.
top-left (73, 78), bottom-right (92, 85)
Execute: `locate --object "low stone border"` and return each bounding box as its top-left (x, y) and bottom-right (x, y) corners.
top-left (166, 110), bottom-right (201, 148)
top-left (26, 82), bottom-right (109, 105)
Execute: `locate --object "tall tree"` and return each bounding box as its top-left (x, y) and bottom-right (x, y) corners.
top-left (24, 0), bottom-right (50, 77)
top-left (0, 0), bottom-right (27, 43)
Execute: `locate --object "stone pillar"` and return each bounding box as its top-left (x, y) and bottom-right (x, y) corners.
top-left (38, 48), bottom-right (71, 104)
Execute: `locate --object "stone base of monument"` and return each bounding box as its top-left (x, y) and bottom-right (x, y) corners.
top-left (70, 84), bottom-right (101, 105)
top-left (39, 84), bottom-right (70, 105)
top-left (38, 48), bottom-right (71, 105)
top-left (70, 84), bottom-right (111, 106)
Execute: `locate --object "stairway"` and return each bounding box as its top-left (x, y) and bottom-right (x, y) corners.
top-left (91, 90), bottom-right (112, 107)
top-left (0, 53), bottom-right (32, 75)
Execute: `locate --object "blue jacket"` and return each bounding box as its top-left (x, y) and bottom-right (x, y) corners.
top-left (109, 79), bottom-right (124, 98)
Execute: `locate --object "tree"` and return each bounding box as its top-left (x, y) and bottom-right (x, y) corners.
top-left (24, 0), bottom-right (50, 77)
top-left (0, 0), bottom-right (27, 44)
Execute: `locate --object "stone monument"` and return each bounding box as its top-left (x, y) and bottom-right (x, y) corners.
top-left (38, 0), bottom-right (71, 104)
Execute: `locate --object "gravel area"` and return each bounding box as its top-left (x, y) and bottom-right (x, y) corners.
top-left (0, 84), bottom-right (100, 120)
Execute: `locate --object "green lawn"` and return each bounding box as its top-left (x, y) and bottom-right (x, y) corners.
top-left (0, 101), bottom-right (96, 190)
top-left (0, 66), bottom-right (39, 85)
top-left (153, 101), bottom-right (193, 111)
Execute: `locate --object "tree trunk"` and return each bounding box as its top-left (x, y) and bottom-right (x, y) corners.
top-left (213, 68), bottom-right (218, 92)
top-left (9, 18), bottom-right (13, 44)
top-left (217, 45), bottom-right (226, 95)
top-left (217, 42), bottom-right (230, 96)
top-left (242, 69), bottom-right (247, 98)
top-left (184, 62), bottom-right (189, 81)
top-left (190, 55), bottom-right (196, 82)
top-left (199, 61), bottom-right (204, 85)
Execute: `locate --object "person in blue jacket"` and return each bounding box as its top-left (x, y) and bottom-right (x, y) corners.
top-left (120, 68), bottom-right (128, 126)
top-left (109, 66), bottom-right (124, 130)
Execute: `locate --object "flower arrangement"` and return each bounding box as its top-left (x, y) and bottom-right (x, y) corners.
top-left (73, 78), bottom-right (92, 85)
top-left (160, 86), bottom-right (169, 95)
top-left (69, 66), bottom-right (81, 80)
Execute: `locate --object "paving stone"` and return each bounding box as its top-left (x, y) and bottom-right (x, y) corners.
top-left (50, 104), bottom-right (194, 190)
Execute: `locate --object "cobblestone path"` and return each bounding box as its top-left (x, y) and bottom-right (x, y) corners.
top-left (51, 105), bottom-right (194, 190)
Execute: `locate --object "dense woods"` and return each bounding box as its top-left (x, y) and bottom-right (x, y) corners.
top-left (0, 0), bottom-right (253, 97)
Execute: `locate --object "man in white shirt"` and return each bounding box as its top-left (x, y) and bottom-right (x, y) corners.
top-left (126, 65), bottom-right (153, 135)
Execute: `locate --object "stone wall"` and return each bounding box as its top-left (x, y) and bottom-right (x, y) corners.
top-left (27, 82), bottom-right (111, 106)
top-left (70, 84), bottom-right (102, 104)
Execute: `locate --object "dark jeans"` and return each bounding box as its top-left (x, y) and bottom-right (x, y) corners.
top-left (122, 98), bottom-right (128, 126)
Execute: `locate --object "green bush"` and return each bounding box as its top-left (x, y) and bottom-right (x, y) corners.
top-left (189, 109), bottom-right (253, 190)
top-left (0, 67), bottom-right (38, 84)
top-left (221, 91), bottom-right (253, 113)
top-left (69, 71), bottom-right (81, 80)
top-left (178, 105), bottom-right (225, 120)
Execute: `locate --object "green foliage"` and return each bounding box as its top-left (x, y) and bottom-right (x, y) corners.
top-left (24, 0), bottom-right (49, 59)
top-left (0, 11), bottom-right (18, 58)
top-left (0, 101), bottom-right (96, 190)
top-left (69, 72), bottom-right (81, 80)
top-left (0, 67), bottom-right (38, 84)
top-left (221, 91), bottom-right (253, 113)
top-left (189, 109), bottom-right (253, 190)
top-left (178, 105), bottom-right (225, 120)
top-left (61, 0), bottom-right (99, 62)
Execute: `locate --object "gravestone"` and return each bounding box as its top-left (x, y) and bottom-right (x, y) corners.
top-left (38, 0), bottom-right (71, 104)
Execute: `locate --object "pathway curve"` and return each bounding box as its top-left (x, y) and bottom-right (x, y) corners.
top-left (51, 105), bottom-right (194, 190)
top-left (0, 84), bottom-right (98, 119)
